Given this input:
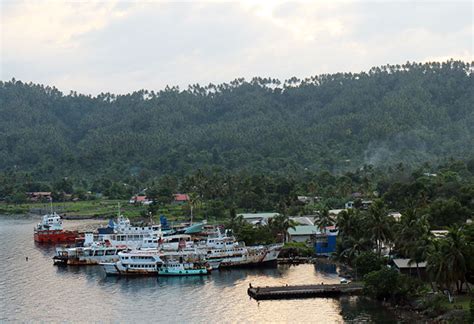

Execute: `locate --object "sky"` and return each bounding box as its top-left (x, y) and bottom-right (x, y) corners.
top-left (1, 0), bottom-right (473, 95)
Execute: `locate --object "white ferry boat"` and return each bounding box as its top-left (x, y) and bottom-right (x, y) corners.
top-left (197, 231), bottom-right (282, 268)
top-left (101, 250), bottom-right (163, 275)
top-left (54, 232), bottom-right (196, 266)
top-left (101, 249), bottom-right (212, 276)
top-left (53, 215), bottom-right (163, 265)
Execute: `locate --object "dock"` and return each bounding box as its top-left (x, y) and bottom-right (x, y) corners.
top-left (247, 283), bottom-right (363, 300)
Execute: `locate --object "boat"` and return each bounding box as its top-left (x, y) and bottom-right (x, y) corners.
top-left (197, 230), bottom-right (283, 268)
top-left (53, 241), bottom-right (129, 265)
top-left (101, 250), bottom-right (163, 275)
top-left (157, 255), bottom-right (210, 276)
top-left (34, 212), bottom-right (79, 244)
top-left (161, 234), bottom-right (194, 250)
top-left (53, 232), bottom-right (159, 265)
top-left (101, 249), bottom-right (213, 276)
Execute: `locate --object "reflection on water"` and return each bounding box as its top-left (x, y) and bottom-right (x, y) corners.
top-left (0, 216), bottom-right (400, 322)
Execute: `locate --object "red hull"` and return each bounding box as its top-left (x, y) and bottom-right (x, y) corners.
top-left (34, 230), bottom-right (79, 243)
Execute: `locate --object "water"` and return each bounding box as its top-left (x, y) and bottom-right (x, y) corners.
top-left (0, 216), bottom-right (400, 323)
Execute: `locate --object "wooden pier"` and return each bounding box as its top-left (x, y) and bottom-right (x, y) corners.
top-left (247, 283), bottom-right (363, 300)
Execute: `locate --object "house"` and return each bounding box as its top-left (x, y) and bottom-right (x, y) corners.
top-left (392, 258), bottom-right (427, 278)
top-left (297, 196), bottom-right (321, 204)
top-left (344, 200), bottom-right (373, 210)
top-left (431, 230), bottom-right (449, 238)
top-left (173, 194), bottom-right (190, 204)
top-left (345, 201), bottom-right (354, 209)
top-left (26, 192), bottom-right (52, 202)
top-left (388, 212), bottom-right (402, 222)
top-left (129, 195), bottom-right (153, 205)
top-left (237, 213), bottom-right (279, 226)
top-left (329, 209), bottom-right (345, 216)
top-left (287, 225), bottom-right (319, 243)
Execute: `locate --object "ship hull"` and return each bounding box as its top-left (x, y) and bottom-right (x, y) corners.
top-left (158, 268), bottom-right (208, 276)
top-left (101, 263), bottom-right (158, 276)
top-left (34, 230), bottom-right (78, 244)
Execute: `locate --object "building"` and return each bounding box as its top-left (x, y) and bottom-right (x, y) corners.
top-left (289, 216), bottom-right (315, 226)
top-left (173, 194), bottom-right (190, 204)
top-left (287, 225), bottom-right (319, 243)
top-left (344, 200), bottom-right (373, 210)
top-left (431, 230), bottom-right (449, 238)
top-left (314, 227), bottom-right (338, 256)
top-left (392, 258), bottom-right (427, 278)
top-left (296, 196), bottom-right (321, 204)
top-left (26, 192), bottom-right (52, 202)
top-left (388, 212), bottom-right (402, 222)
top-left (129, 195), bottom-right (152, 205)
top-left (237, 213), bottom-right (279, 226)
top-left (329, 209), bottom-right (345, 216)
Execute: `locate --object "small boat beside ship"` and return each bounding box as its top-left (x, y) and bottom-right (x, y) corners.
top-left (157, 257), bottom-right (210, 276)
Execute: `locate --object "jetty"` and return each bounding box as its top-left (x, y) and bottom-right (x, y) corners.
top-left (247, 283), bottom-right (363, 300)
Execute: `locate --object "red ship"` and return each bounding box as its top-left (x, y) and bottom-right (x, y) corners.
top-left (34, 212), bottom-right (79, 244)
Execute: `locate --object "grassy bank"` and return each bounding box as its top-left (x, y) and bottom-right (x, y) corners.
top-left (0, 200), bottom-right (195, 221)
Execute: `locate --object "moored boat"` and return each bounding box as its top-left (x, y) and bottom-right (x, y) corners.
top-left (34, 212), bottom-right (79, 244)
top-left (101, 249), bottom-right (213, 276)
top-left (197, 230), bottom-right (283, 268)
top-left (157, 254), bottom-right (210, 276)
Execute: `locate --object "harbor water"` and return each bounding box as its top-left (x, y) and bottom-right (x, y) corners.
top-left (0, 216), bottom-right (400, 323)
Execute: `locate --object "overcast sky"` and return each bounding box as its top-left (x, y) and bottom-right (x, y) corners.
top-left (1, 0), bottom-right (473, 95)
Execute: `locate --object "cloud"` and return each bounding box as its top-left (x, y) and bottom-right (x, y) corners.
top-left (1, 0), bottom-right (472, 94)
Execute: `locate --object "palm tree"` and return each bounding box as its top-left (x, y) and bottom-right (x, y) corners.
top-left (444, 226), bottom-right (469, 293)
top-left (268, 214), bottom-right (296, 243)
top-left (336, 208), bottom-right (358, 238)
top-left (395, 209), bottom-right (432, 279)
top-left (315, 207), bottom-right (334, 233)
top-left (427, 226), bottom-right (470, 294)
top-left (366, 200), bottom-right (393, 256)
top-left (427, 239), bottom-right (451, 292)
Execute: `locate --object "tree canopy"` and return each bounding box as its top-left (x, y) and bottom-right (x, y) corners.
top-left (1, 60), bottom-right (472, 181)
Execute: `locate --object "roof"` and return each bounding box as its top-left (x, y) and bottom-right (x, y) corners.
top-left (27, 192), bottom-right (52, 196)
top-left (134, 196), bottom-right (148, 202)
top-left (288, 225), bottom-right (319, 236)
top-left (431, 230), bottom-right (448, 238)
top-left (238, 213), bottom-right (279, 219)
top-left (290, 216), bottom-right (314, 226)
top-left (174, 194), bottom-right (189, 201)
top-left (393, 258), bottom-right (427, 269)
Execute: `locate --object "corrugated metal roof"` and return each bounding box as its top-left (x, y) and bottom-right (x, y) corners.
top-left (288, 225), bottom-right (319, 236)
top-left (393, 258), bottom-right (427, 269)
top-left (238, 213), bottom-right (279, 219)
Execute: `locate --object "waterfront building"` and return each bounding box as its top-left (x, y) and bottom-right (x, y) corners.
top-left (314, 226), bottom-right (338, 256)
top-left (287, 225), bottom-right (318, 243)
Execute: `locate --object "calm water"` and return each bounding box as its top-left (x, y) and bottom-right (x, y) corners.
top-left (0, 216), bottom-right (400, 323)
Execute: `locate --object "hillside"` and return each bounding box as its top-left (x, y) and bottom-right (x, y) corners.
top-left (0, 60), bottom-right (473, 180)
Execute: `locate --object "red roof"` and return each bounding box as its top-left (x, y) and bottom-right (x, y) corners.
top-left (135, 196), bottom-right (148, 202)
top-left (173, 194), bottom-right (189, 201)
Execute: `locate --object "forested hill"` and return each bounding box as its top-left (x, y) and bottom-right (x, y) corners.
top-left (1, 60), bottom-right (473, 180)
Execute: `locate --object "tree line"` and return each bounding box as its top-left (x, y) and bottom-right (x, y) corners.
top-left (0, 60), bottom-right (472, 180)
